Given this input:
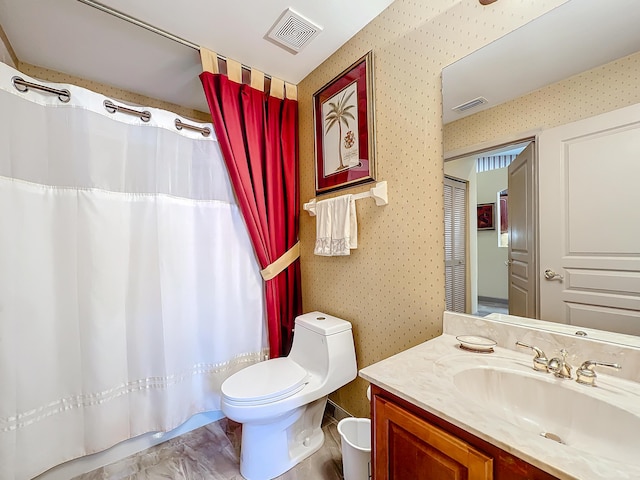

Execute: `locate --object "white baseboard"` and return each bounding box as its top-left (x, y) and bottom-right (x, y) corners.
top-left (478, 296), bottom-right (508, 305)
top-left (327, 399), bottom-right (352, 422)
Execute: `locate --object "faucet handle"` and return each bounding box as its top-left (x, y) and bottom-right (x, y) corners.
top-left (576, 360), bottom-right (622, 386)
top-left (516, 341), bottom-right (549, 372)
top-left (548, 348), bottom-right (573, 379)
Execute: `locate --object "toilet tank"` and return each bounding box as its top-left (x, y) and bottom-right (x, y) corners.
top-left (288, 312), bottom-right (357, 390)
top-left (294, 311), bottom-right (352, 336)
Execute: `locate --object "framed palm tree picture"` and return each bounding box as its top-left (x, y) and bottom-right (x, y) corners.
top-left (313, 51), bottom-right (376, 195)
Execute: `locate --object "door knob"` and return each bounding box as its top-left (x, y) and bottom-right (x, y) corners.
top-left (505, 260), bottom-right (513, 267)
top-left (544, 269), bottom-right (564, 281)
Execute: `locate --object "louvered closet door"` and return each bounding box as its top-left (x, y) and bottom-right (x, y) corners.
top-left (444, 177), bottom-right (467, 312)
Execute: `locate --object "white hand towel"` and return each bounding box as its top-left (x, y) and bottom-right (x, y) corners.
top-left (314, 194), bottom-right (357, 256)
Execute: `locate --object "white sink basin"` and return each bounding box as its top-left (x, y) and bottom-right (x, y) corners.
top-left (453, 365), bottom-right (640, 466)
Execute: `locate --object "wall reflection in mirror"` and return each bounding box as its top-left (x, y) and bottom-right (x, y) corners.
top-left (442, 0), bottom-right (640, 345)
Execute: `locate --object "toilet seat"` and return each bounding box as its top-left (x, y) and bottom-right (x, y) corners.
top-left (222, 357), bottom-right (309, 405)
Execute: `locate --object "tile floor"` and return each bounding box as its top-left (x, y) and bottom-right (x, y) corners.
top-left (73, 414), bottom-right (344, 480)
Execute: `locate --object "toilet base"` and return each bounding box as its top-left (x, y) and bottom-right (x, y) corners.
top-left (238, 397), bottom-right (327, 480)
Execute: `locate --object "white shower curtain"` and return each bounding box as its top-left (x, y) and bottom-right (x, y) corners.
top-left (0, 62), bottom-right (267, 480)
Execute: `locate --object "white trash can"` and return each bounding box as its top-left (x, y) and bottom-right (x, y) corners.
top-left (337, 417), bottom-right (371, 480)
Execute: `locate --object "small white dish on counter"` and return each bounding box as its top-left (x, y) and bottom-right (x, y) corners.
top-left (455, 335), bottom-right (496, 353)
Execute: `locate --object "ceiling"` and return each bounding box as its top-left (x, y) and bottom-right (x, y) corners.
top-left (443, 0), bottom-right (640, 124)
top-left (0, 0), bottom-right (394, 113)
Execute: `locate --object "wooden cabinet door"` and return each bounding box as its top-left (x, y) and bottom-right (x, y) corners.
top-left (374, 395), bottom-right (493, 480)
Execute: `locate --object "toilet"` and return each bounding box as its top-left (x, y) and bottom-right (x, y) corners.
top-left (221, 311), bottom-right (357, 480)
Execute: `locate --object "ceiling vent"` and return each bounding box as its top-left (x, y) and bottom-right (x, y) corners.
top-left (452, 96), bottom-right (488, 113)
top-left (266, 8), bottom-right (322, 54)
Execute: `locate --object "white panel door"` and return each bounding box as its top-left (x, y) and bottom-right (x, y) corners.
top-left (508, 142), bottom-right (536, 318)
top-left (538, 103), bottom-right (640, 335)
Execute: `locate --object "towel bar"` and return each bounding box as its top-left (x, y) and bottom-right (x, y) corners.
top-left (303, 181), bottom-right (388, 217)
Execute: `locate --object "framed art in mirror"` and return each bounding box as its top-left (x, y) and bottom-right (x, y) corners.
top-left (477, 203), bottom-right (495, 230)
top-left (313, 51), bottom-right (376, 195)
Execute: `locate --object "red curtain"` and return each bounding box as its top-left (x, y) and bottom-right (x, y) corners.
top-left (200, 72), bottom-right (302, 357)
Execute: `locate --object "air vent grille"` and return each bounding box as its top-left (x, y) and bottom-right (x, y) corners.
top-left (267, 8), bottom-right (322, 54)
top-left (452, 96), bottom-right (488, 113)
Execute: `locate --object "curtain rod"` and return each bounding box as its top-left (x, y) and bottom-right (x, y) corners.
top-left (11, 76), bottom-right (212, 135)
top-left (77, 0), bottom-right (199, 50)
top-left (104, 99), bottom-right (151, 122)
top-left (12, 76), bottom-right (71, 102)
top-left (76, 0), bottom-right (271, 80)
top-left (104, 100), bottom-right (212, 136)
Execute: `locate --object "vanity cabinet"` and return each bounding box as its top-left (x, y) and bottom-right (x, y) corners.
top-left (371, 385), bottom-right (558, 480)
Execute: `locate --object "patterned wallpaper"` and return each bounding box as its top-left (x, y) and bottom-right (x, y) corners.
top-left (298, 0), bottom-right (568, 418)
top-left (445, 50), bottom-right (640, 152)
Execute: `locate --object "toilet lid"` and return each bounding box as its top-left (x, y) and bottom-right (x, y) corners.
top-left (222, 357), bottom-right (309, 403)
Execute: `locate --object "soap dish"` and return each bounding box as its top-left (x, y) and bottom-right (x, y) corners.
top-left (456, 335), bottom-right (496, 353)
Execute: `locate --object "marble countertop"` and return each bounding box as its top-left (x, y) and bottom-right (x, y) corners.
top-left (359, 312), bottom-right (640, 480)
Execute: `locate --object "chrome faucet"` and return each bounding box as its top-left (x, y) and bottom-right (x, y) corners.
top-left (576, 360), bottom-right (622, 386)
top-left (515, 341), bottom-right (549, 372)
top-left (548, 349), bottom-right (572, 379)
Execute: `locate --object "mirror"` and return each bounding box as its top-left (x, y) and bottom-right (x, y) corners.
top-left (442, 0), bottom-right (640, 346)
top-left (442, 0), bottom-right (640, 125)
